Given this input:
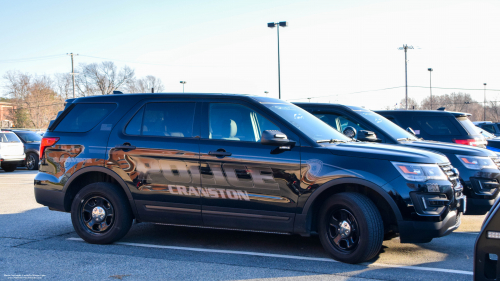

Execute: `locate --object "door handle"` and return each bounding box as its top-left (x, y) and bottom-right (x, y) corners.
top-left (208, 151), bottom-right (232, 157)
top-left (115, 143), bottom-right (136, 150)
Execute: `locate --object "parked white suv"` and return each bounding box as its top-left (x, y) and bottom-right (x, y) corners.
top-left (0, 131), bottom-right (25, 172)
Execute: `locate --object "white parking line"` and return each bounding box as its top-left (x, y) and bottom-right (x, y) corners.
top-left (67, 237), bottom-right (473, 275)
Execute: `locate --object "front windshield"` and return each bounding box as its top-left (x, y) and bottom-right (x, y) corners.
top-left (262, 102), bottom-right (352, 142)
top-left (355, 109), bottom-right (418, 141)
top-left (16, 132), bottom-right (42, 143)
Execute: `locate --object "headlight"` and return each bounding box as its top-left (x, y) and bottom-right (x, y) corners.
top-left (392, 162), bottom-right (448, 181)
top-left (456, 155), bottom-right (497, 170)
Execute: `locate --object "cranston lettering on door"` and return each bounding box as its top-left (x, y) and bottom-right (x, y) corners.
top-left (125, 156), bottom-right (280, 201)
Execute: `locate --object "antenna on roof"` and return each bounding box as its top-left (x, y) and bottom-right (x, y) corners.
top-left (113, 91), bottom-right (123, 94)
top-left (437, 107), bottom-right (446, 111)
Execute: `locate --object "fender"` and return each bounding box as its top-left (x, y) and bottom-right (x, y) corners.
top-left (293, 177), bottom-right (403, 235)
top-left (62, 166), bottom-right (140, 220)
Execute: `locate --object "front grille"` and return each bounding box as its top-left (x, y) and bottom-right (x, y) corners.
top-left (491, 157), bottom-right (500, 169)
top-left (440, 164), bottom-right (459, 186)
top-left (440, 163), bottom-right (463, 199)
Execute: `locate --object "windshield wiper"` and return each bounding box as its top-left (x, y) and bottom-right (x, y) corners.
top-left (316, 139), bottom-right (348, 144)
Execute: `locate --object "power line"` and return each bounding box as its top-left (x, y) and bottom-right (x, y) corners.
top-left (0, 54), bottom-right (66, 63)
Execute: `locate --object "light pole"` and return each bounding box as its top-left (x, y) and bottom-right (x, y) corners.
top-left (180, 81), bottom-right (187, 93)
top-left (267, 21), bottom-right (288, 100)
top-left (398, 45), bottom-right (414, 109)
top-left (484, 83), bottom-right (487, 121)
top-left (428, 68), bottom-right (433, 110)
top-left (264, 91), bottom-right (269, 97)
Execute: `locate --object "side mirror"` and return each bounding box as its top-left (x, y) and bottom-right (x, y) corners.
top-left (406, 127), bottom-right (416, 135)
top-left (358, 130), bottom-right (382, 142)
top-left (343, 126), bottom-right (357, 138)
top-left (261, 130), bottom-right (295, 149)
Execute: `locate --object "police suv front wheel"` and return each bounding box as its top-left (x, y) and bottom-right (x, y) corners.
top-left (318, 192), bottom-right (384, 264)
top-left (71, 182), bottom-right (133, 244)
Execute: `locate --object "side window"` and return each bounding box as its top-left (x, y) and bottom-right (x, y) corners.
top-left (125, 107), bottom-right (145, 135)
top-left (482, 124), bottom-right (497, 134)
top-left (0, 133), bottom-right (21, 143)
top-left (415, 116), bottom-right (460, 136)
top-left (55, 103), bottom-right (116, 133)
top-left (125, 102), bottom-right (196, 138)
top-left (209, 103), bottom-right (279, 142)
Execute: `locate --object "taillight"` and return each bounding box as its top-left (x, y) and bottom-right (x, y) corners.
top-left (40, 137), bottom-right (59, 159)
top-left (453, 138), bottom-right (478, 146)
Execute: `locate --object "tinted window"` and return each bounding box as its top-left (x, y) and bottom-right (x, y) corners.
top-left (415, 116), bottom-right (460, 136)
top-left (55, 103), bottom-right (116, 133)
top-left (481, 124), bottom-right (496, 134)
top-left (125, 107), bottom-right (145, 135)
top-left (0, 133), bottom-right (21, 143)
top-left (262, 102), bottom-right (352, 142)
top-left (126, 102), bottom-right (196, 137)
top-left (209, 103), bottom-right (279, 142)
top-left (15, 132), bottom-right (42, 142)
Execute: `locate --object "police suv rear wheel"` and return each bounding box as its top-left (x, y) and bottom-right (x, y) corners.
top-left (71, 182), bottom-right (132, 244)
top-left (318, 192), bottom-right (384, 264)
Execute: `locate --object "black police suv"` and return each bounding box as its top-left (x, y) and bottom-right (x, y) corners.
top-left (35, 93), bottom-right (464, 264)
top-left (296, 103), bottom-right (500, 215)
top-left (375, 110), bottom-right (487, 148)
top-left (5, 130), bottom-right (41, 170)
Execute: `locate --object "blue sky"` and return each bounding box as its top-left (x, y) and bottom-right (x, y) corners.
top-left (1, 0), bottom-right (499, 109)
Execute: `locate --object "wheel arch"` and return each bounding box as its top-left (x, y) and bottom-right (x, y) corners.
top-left (62, 166), bottom-right (139, 220)
top-left (294, 178), bottom-right (403, 236)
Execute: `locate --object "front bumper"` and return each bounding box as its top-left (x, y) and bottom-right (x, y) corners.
top-left (398, 205), bottom-right (463, 243)
top-left (463, 176), bottom-right (500, 215)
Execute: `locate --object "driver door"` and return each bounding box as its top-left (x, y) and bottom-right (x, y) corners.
top-left (198, 101), bottom-right (301, 232)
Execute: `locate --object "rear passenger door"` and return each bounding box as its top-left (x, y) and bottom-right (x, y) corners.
top-left (107, 100), bottom-right (203, 225)
top-left (198, 100), bottom-right (301, 232)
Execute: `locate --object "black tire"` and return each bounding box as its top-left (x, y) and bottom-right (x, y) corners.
top-left (1, 164), bottom-right (17, 172)
top-left (318, 192), bottom-right (384, 264)
top-left (25, 153), bottom-right (39, 170)
top-left (71, 182), bottom-right (133, 244)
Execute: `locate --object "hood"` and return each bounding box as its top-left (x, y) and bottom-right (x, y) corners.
top-left (323, 142), bottom-right (449, 164)
top-left (402, 140), bottom-right (496, 157)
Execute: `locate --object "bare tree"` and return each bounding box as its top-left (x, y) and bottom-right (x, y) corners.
top-left (76, 61), bottom-right (135, 96)
top-left (126, 75), bottom-right (165, 93)
top-left (398, 97), bottom-right (419, 110)
top-left (3, 71), bottom-right (63, 128)
top-left (54, 73), bottom-right (73, 100)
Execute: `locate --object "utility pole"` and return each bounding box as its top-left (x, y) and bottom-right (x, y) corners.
top-left (484, 83), bottom-right (487, 121)
top-left (67, 53), bottom-right (78, 98)
top-left (398, 45), bottom-right (413, 109)
top-left (180, 81), bottom-right (187, 93)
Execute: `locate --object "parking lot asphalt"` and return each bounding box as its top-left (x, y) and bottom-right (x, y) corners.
top-left (0, 169), bottom-right (483, 280)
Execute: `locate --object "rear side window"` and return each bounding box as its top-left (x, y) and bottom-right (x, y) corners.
top-left (125, 102), bottom-right (196, 138)
top-left (457, 117), bottom-right (480, 135)
top-left (415, 116), bottom-right (460, 136)
top-left (55, 103), bottom-right (116, 133)
top-left (0, 133), bottom-right (21, 143)
top-left (481, 124), bottom-right (496, 134)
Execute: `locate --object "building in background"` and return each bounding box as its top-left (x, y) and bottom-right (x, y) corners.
top-left (0, 102), bottom-right (13, 128)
